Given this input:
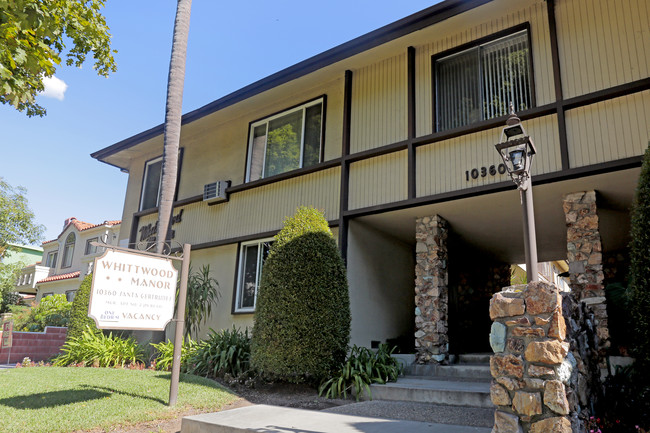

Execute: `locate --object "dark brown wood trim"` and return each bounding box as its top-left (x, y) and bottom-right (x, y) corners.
top-left (345, 140), bottom-right (410, 163)
top-left (190, 219), bottom-right (340, 252)
top-left (128, 214), bottom-right (140, 247)
top-left (227, 158), bottom-right (341, 194)
top-left (343, 157), bottom-right (642, 219)
top-left (408, 46), bottom-right (417, 199)
top-left (561, 78), bottom-right (650, 110)
top-left (546, 0), bottom-right (569, 170)
top-left (133, 194), bottom-right (203, 218)
top-left (339, 70), bottom-right (353, 262)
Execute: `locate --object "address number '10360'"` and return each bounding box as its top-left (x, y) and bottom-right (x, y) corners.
top-left (465, 164), bottom-right (507, 181)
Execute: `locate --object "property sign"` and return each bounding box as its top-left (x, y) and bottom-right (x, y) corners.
top-left (89, 249), bottom-right (178, 330)
top-left (1, 320), bottom-right (12, 349)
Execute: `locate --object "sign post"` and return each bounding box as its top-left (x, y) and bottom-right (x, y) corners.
top-left (169, 243), bottom-right (190, 406)
top-left (89, 242), bottom-right (190, 406)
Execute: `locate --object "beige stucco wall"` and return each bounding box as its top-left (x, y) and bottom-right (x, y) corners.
top-left (347, 220), bottom-right (414, 348)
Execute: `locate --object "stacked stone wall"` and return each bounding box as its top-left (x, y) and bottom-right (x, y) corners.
top-left (414, 215), bottom-right (448, 364)
top-left (489, 282), bottom-right (573, 433)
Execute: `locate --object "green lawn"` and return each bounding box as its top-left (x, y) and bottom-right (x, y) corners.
top-left (0, 367), bottom-right (239, 433)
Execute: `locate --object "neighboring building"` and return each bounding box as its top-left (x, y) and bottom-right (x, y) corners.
top-left (1, 243), bottom-right (43, 267)
top-left (16, 218), bottom-right (121, 302)
top-left (92, 0), bottom-right (648, 359)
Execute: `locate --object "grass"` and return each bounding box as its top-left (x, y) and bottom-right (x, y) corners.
top-left (0, 367), bottom-right (239, 433)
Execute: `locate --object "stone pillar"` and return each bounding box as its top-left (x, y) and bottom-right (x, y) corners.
top-left (489, 282), bottom-right (572, 433)
top-left (414, 215), bottom-right (449, 364)
top-left (562, 191), bottom-right (609, 353)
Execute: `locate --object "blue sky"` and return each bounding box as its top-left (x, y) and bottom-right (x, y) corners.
top-left (1, 0), bottom-right (438, 243)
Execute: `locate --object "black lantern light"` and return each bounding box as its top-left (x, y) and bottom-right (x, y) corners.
top-left (495, 105), bottom-right (537, 191)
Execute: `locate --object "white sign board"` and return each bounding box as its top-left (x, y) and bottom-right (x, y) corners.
top-left (89, 249), bottom-right (178, 330)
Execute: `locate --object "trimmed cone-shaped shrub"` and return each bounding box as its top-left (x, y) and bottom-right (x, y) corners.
top-left (251, 207), bottom-right (350, 383)
top-left (67, 273), bottom-right (99, 340)
top-left (630, 147), bottom-right (650, 377)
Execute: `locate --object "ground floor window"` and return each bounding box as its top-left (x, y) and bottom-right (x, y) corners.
top-left (66, 290), bottom-right (76, 302)
top-left (234, 238), bottom-right (274, 313)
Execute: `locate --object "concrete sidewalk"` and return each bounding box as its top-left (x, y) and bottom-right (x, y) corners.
top-left (181, 404), bottom-right (492, 433)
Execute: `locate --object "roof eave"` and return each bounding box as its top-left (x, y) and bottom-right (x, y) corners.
top-left (91, 0), bottom-right (493, 164)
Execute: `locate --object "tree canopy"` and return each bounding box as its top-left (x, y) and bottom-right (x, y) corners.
top-left (0, 177), bottom-right (44, 258)
top-left (0, 0), bottom-right (116, 116)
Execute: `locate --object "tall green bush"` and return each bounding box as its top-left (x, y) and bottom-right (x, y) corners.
top-left (251, 206), bottom-right (350, 384)
top-left (16, 294), bottom-right (71, 331)
top-left (630, 146), bottom-right (650, 378)
top-left (67, 273), bottom-right (99, 340)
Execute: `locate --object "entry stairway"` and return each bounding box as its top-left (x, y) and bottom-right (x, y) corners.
top-left (360, 353), bottom-right (495, 429)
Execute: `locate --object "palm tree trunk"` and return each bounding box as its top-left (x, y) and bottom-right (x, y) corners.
top-left (156, 0), bottom-right (192, 255)
top-left (143, 0), bottom-right (191, 346)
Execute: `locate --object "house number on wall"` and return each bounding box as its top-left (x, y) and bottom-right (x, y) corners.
top-left (465, 164), bottom-right (507, 181)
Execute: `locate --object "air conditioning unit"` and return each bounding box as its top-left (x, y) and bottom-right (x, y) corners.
top-left (203, 180), bottom-right (231, 203)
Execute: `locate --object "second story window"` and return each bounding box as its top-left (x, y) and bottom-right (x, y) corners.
top-left (62, 233), bottom-right (75, 268)
top-left (45, 250), bottom-right (58, 268)
top-left (434, 28), bottom-right (533, 132)
top-left (246, 97), bottom-right (324, 182)
top-left (140, 156), bottom-right (163, 210)
top-left (85, 237), bottom-right (99, 255)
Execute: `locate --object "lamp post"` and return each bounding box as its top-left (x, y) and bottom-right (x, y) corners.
top-left (495, 105), bottom-right (538, 283)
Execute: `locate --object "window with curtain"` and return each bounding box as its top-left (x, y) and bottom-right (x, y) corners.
top-left (62, 233), bottom-right (75, 268)
top-left (435, 29), bottom-right (532, 132)
top-left (246, 98), bottom-right (323, 182)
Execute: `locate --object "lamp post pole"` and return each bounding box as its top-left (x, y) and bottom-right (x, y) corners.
top-left (520, 178), bottom-right (538, 283)
top-left (495, 105), bottom-right (539, 283)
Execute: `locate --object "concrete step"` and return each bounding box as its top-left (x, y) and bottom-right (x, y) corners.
top-left (181, 404), bottom-right (493, 433)
top-left (408, 364), bottom-right (492, 382)
top-left (324, 400), bottom-right (494, 429)
top-left (458, 353), bottom-right (492, 364)
top-left (367, 377), bottom-right (493, 408)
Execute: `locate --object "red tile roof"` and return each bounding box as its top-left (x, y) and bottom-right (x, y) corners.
top-left (37, 271), bottom-right (81, 283)
top-left (42, 218), bottom-right (121, 245)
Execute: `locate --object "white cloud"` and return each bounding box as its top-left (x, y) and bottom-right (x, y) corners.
top-left (40, 76), bottom-right (68, 100)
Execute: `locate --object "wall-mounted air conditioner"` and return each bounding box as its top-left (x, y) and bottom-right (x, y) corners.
top-left (203, 180), bottom-right (231, 204)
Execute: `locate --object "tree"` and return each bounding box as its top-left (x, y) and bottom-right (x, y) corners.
top-left (67, 273), bottom-right (98, 340)
top-left (0, 177), bottom-right (44, 259)
top-left (0, 262), bottom-right (24, 313)
top-left (0, 0), bottom-right (117, 117)
top-left (251, 207), bottom-right (351, 384)
top-left (630, 147), bottom-right (650, 377)
top-left (155, 0), bottom-right (191, 253)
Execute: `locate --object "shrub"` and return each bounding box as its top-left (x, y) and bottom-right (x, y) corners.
top-left (319, 344), bottom-right (402, 401)
top-left (67, 273), bottom-right (99, 340)
top-left (630, 146), bottom-right (650, 378)
top-left (54, 325), bottom-right (145, 367)
top-left (187, 326), bottom-right (251, 378)
top-left (251, 206), bottom-right (350, 384)
top-left (150, 337), bottom-right (197, 371)
top-left (184, 265), bottom-right (220, 338)
top-left (17, 294), bottom-right (71, 331)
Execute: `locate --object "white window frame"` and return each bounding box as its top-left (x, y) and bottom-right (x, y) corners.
top-left (234, 237), bottom-right (274, 313)
top-left (61, 233), bottom-right (75, 268)
top-left (245, 97), bottom-right (324, 182)
top-left (85, 237), bottom-right (99, 255)
top-left (45, 250), bottom-right (58, 268)
top-left (140, 156), bottom-right (163, 211)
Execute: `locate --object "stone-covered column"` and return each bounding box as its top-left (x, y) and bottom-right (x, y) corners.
top-left (414, 215), bottom-right (448, 364)
top-left (562, 191), bottom-right (609, 353)
top-left (489, 282), bottom-right (572, 433)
